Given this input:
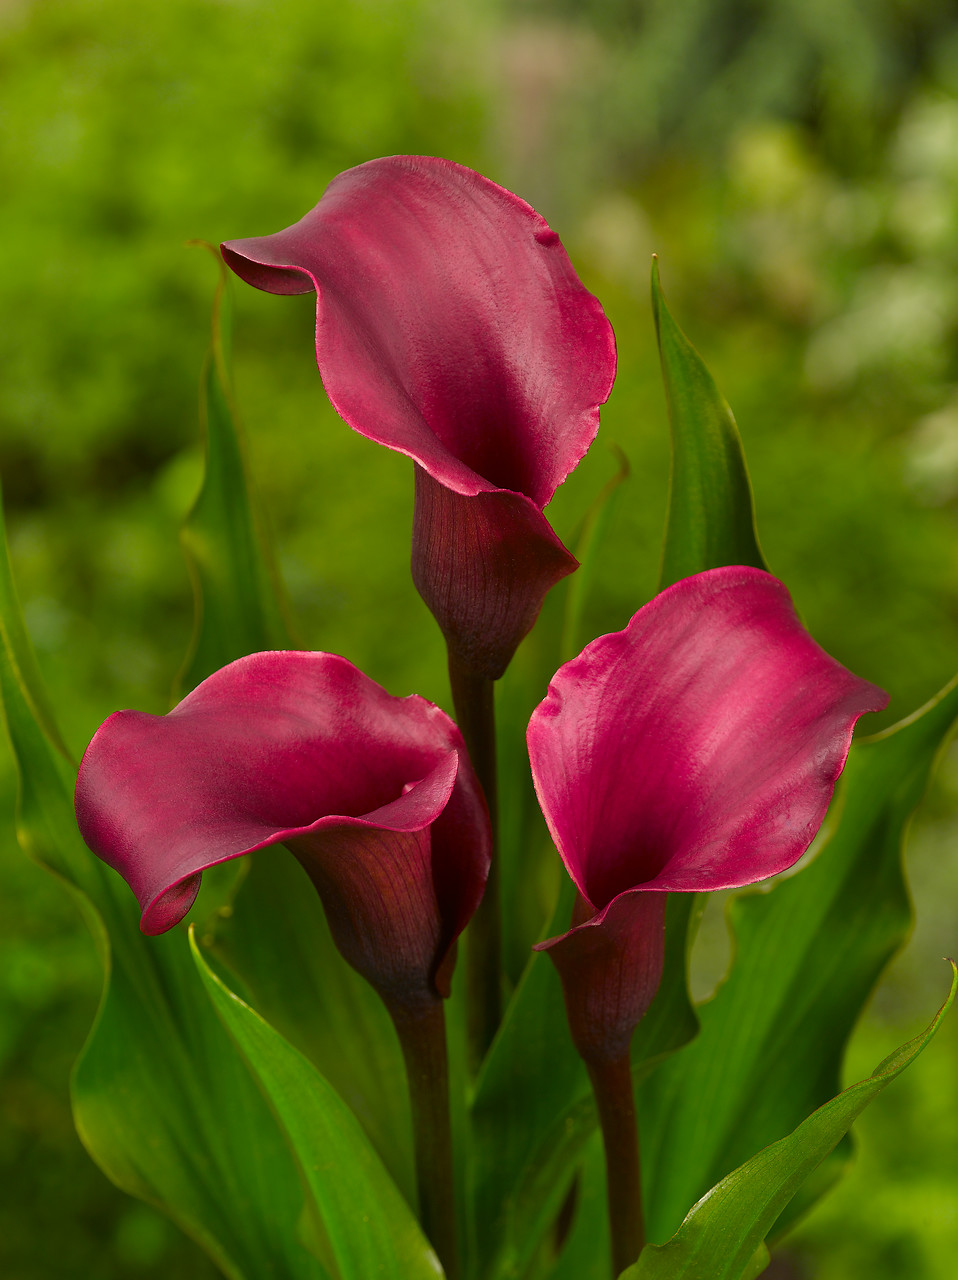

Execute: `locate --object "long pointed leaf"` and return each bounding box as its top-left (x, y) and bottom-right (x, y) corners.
top-left (0, 473), bottom-right (73, 766)
top-left (625, 964), bottom-right (956, 1280)
top-left (652, 259), bottom-right (767, 592)
top-left (208, 850), bottom-right (416, 1205)
top-left (190, 930), bottom-right (443, 1280)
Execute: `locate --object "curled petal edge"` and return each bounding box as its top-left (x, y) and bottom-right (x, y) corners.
top-left (221, 156), bottom-right (616, 507)
top-left (140, 754), bottom-right (459, 935)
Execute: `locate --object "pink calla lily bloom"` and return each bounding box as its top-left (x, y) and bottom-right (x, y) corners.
top-left (221, 156), bottom-right (617, 679)
top-left (528, 566), bottom-right (888, 1065)
top-left (75, 651), bottom-right (490, 1015)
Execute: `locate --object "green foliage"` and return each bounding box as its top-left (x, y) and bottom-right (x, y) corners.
top-left (626, 964), bottom-right (957, 1280)
top-left (652, 260), bottom-right (767, 591)
top-left (2, 1), bottom-right (958, 1276)
top-left (0, 480), bottom-right (327, 1278)
top-left (191, 931), bottom-right (440, 1280)
top-left (176, 246), bottom-right (293, 697)
top-left (208, 852), bottom-right (416, 1205)
top-left (640, 674), bottom-right (958, 1245)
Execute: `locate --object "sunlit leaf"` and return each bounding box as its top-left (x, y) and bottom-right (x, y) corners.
top-left (208, 850), bottom-right (416, 1204)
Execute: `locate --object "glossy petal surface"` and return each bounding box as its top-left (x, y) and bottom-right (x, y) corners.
top-left (76, 651), bottom-right (490, 1008)
top-left (222, 156), bottom-right (614, 504)
top-left (529, 566), bottom-right (888, 913)
top-left (222, 156), bottom-right (615, 676)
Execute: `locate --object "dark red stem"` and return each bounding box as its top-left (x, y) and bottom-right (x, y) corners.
top-left (448, 655), bottom-right (501, 1065)
top-left (588, 1054), bottom-right (645, 1276)
top-left (391, 999), bottom-right (459, 1280)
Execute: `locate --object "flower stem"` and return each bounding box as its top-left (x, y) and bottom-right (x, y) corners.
top-left (447, 656), bottom-right (501, 1064)
top-left (588, 1054), bottom-right (645, 1276)
top-left (391, 999), bottom-right (460, 1280)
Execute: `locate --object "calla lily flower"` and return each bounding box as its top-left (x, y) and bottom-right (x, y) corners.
top-left (75, 651), bottom-right (491, 1016)
top-left (528, 566), bottom-right (888, 1065)
top-left (221, 156), bottom-right (617, 679)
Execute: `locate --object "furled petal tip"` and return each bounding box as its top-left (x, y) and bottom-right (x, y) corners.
top-left (222, 156), bottom-right (617, 678)
top-left (530, 565), bottom-right (887, 1063)
top-left (75, 651), bottom-right (491, 1014)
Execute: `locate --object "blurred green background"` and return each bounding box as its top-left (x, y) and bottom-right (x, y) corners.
top-left (1, 0), bottom-right (957, 1274)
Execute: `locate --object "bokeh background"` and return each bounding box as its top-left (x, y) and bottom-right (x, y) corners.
top-left (1, 0), bottom-right (957, 1275)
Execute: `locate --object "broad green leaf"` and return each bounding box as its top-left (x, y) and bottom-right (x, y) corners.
top-left (208, 850), bottom-right (416, 1205)
top-left (472, 889), bottom-right (700, 1279)
top-left (190, 929), bottom-right (443, 1280)
top-left (176, 244), bottom-right (293, 696)
top-left (625, 965), bottom-right (956, 1280)
top-left (652, 259), bottom-right (767, 592)
top-left (0, 484), bottom-right (327, 1278)
top-left (639, 673), bottom-right (958, 1244)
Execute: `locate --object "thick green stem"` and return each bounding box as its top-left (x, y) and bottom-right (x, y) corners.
top-left (448, 656), bottom-right (501, 1064)
top-left (588, 1054), bottom-right (645, 1276)
top-left (391, 999), bottom-right (459, 1280)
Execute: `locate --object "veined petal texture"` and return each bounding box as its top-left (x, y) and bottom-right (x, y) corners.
top-left (529, 566), bottom-right (888, 912)
top-left (222, 157), bottom-right (616, 677)
top-left (529, 566), bottom-right (887, 1062)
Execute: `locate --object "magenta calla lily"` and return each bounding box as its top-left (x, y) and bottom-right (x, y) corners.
top-left (221, 156), bottom-right (617, 679)
top-left (528, 566), bottom-right (889, 1064)
top-left (75, 651), bottom-right (490, 1014)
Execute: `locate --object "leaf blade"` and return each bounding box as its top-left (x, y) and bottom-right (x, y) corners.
top-left (625, 964), bottom-right (956, 1280)
top-left (652, 260), bottom-right (767, 592)
top-left (0, 477), bottom-right (327, 1279)
top-left (190, 929), bottom-right (443, 1280)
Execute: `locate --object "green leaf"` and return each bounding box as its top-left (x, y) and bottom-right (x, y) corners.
top-left (190, 929), bottom-right (443, 1280)
top-left (639, 674), bottom-right (958, 1244)
top-left (624, 964), bottom-right (956, 1280)
top-left (0, 482), bottom-right (328, 1278)
top-left (176, 243), bottom-right (293, 696)
top-left (207, 849), bottom-right (416, 1206)
top-left (651, 259), bottom-right (767, 592)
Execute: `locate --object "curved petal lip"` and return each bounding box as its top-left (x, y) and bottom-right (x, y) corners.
top-left (218, 241), bottom-right (502, 501)
top-left (221, 155), bottom-right (617, 507)
top-left (117, 753), bottom-right (460, 936)
top-left (532, 884), bottom-right (660, 951)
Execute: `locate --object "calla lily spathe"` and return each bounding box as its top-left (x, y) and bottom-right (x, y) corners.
top-left (221, 156), bottom-right (616, 679)
top-left (528, 566), bottom-right (888, 1064)
top-left (75, 651), bottom-right (491, 1016)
